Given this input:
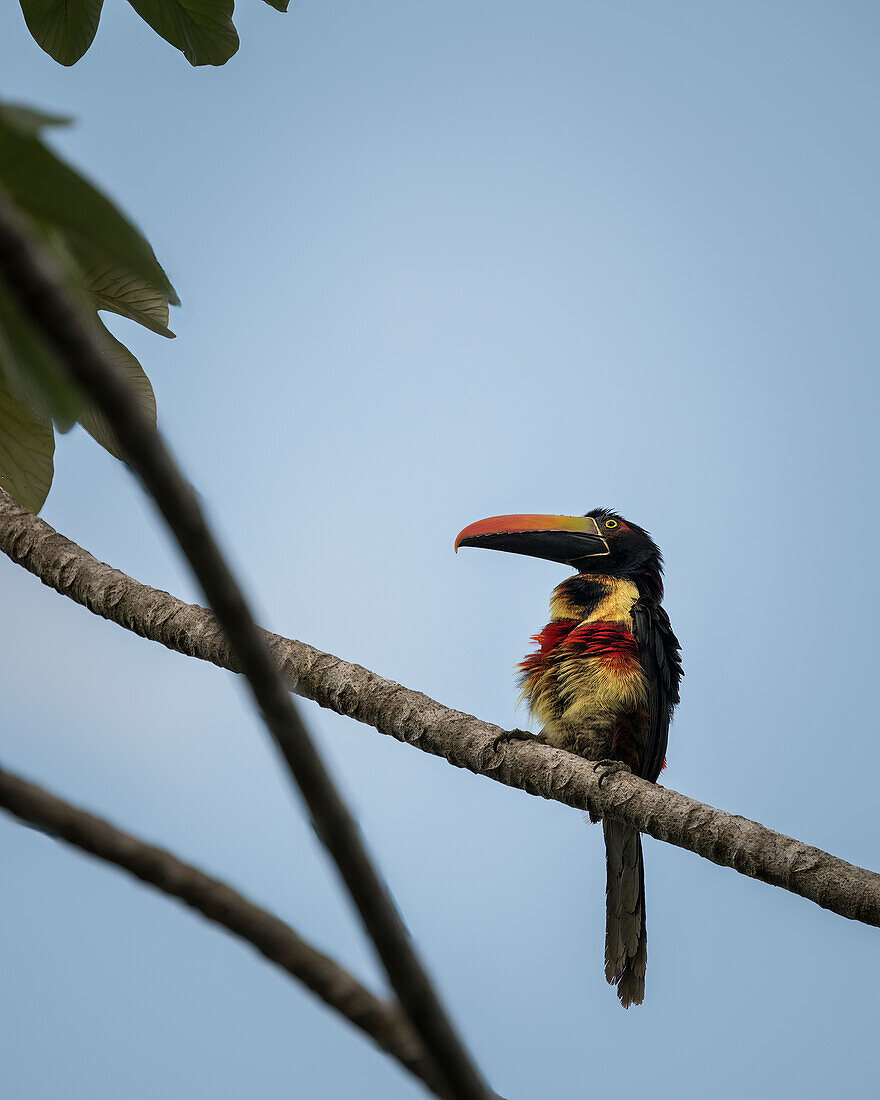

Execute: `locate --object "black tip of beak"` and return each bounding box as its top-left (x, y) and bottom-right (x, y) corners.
top-left (458, 530), bottom-right (609, 567)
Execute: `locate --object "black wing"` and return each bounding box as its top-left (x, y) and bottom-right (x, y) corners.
top-left (631, 600), bottom-right (683, 783)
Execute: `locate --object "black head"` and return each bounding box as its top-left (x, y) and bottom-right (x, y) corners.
top-left (582, 508), bottom-right (664, 600)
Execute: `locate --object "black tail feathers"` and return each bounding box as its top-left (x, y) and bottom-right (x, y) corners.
top-left (603, 818), bottom-right (647, 1008)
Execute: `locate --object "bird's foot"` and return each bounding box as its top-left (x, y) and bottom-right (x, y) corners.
top-left (592, 759), bottom-right (632, 788)
top-left (492, 728), bottom-right (547, 754)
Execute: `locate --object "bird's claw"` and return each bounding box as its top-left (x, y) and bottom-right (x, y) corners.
top-left (592, 759), bottom-right (632, 788)
top-left (492, 728), bottom-right (545, 754)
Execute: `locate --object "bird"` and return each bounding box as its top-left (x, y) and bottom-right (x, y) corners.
top-left (454, 509), bottom-right (682, 1007)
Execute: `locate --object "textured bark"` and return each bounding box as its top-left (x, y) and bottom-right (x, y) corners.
top-left (0, 764), bottom-right (455, 1100)
top-left (3, 488), bottom-right (880, 930)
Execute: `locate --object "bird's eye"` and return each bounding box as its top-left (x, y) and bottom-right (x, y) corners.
top-left (604, 519), bottom-right (618, 529)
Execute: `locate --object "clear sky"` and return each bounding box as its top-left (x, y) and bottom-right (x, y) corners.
top-left (2, 2), bottom-right (879, 1097)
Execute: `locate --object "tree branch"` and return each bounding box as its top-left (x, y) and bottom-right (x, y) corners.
top-left (2, 489), bottom-right (879, 929)
top-left (0, 193), bottom-right (492, 1100)
top-left (0, 763), bottom-right (456, 1100)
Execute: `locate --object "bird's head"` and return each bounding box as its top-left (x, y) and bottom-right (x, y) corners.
top-left (455, 508), bottom-right (664, 599)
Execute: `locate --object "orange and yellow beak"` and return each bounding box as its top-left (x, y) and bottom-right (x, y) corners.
top-left (454, 513), bottom-right (610, 567)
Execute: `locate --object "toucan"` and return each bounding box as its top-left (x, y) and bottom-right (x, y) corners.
top-left (455, 509), bottom-right (682, 1007)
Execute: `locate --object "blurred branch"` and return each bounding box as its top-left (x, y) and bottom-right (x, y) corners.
top-left (0, 193), bottom-right (492, 1100)
top-left (0, 763), bottom-right (456, 1100)
top-left (2, 488), bottom-right (880, 930)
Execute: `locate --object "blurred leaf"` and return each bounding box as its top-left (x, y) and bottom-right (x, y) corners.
top-left (0, 112), bottom-right (178, 303)
top-left (77, 323), bottom-right (157, 461)
top-left (82, 251), bottom-right (176, 338)
top-left (0, 284), bottom-right (83, 431)
top-left (0, 367), bottom-right (54, 513)
top-left (0, 103), bottom-right (72, 135)
top-left (260, 0), bottom-right (289, 11)
top-left (19, 0), bottom-right (105, 66)
top-left (126, 0), bottom-right (239, 66)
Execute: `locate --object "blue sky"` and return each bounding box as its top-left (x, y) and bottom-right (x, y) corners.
top-left (2, 2), bottom-right (879, 1097)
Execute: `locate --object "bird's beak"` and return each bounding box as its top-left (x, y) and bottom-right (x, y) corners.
top-left (454, 514), bottom-right (610, 567)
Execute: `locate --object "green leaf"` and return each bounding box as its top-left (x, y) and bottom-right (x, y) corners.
top-left (0, 284), bottom-right (84, 431)
top-left (0, 101), bottom-right (175, 507)
top-left (19, 0), bottom-right (105, 66)
top-left (77, 323), bottom-right (157, 461)
top-left (126, 0), bottom-right (239, 66)
top-left (0, 113), bottom-right (178, 304)
top-left (0, 366), bottom-right (55, 513)
top-left (81, 251), bottom-right (176, 338)
top-left (260, 0), bottom-right (289, 11)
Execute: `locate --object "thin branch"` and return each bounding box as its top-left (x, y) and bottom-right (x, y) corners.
top-left (0, 763), bottom-right (456, 1100)
top-left (0, 193), bottom-right (492, 1100)
top-left (2, 490), bottom-right (879, 929)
